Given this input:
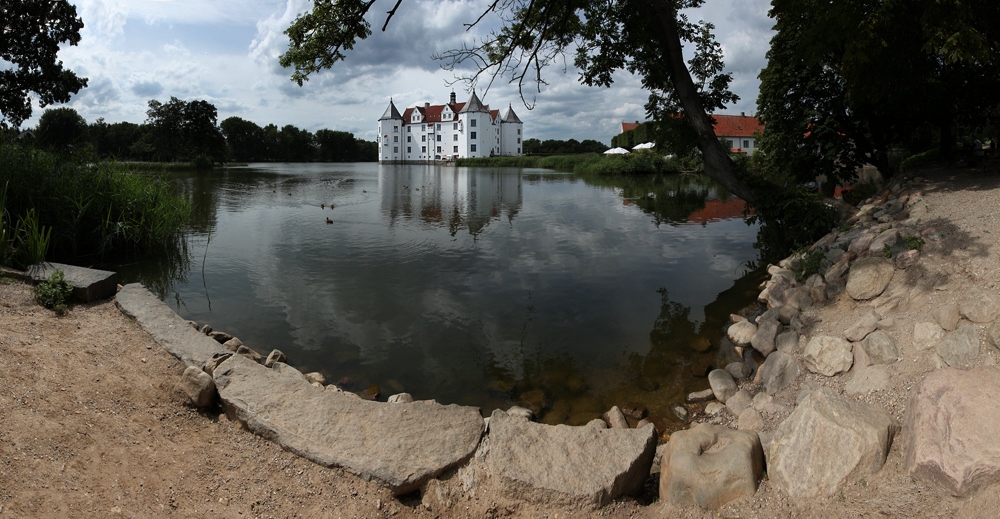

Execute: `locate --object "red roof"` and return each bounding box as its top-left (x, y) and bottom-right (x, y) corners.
top-left (621, 121), bottom-right (640, 133)
top-left (712, 114), bottom-right (763, 138)
top-left (401, 101), bottom-right (496, 126)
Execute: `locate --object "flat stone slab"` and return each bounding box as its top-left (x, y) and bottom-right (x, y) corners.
top-left (27, 261), bottom-right (118, 302)
top-left (116, 283), bottom-right (227, 367)
top-left (484, 409), bottom-right (657, 508)
top-left (214, 354), bottom-right (484, 495)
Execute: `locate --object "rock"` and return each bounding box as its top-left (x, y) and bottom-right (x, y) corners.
top-left (725, 362), bottom-right (751, 381)
top-left (726, 321), bottom-right (757, 347)
top-left (387, 393), bottom-right (413, 403)
top-left (758, 352), bottom-right (801, 395)
top-left (236, 345), bottom-right (262, 363)
top-left (304, 372), bottom-right (327, 385)
top-left (775, 330), bottom-right (799, 353)
top-left (802, 336), bottom-right (854, 376)
top-left (620, 403), bottom-right (648, 420)
top-left (845, 366), bottom-right (890, 395)
top-left (862, 330), bottom-right (899, 364)
top-left (778, 305), bottom-right (798, 325)
top-left (868, 228), bottom-right (899, 253)
top-left (26, 261), bottom-right (119, 302)
top-left (751, 392), bottom-right (772, 411)
top-left (905, 367), bottom-right (1000, 496)
top-left (877, 317), bottom-right (895, 330)
top-left (989, 320), bottom-right (1000, 349)
top-left (222, 337), bottom-right (244, 352)
top-left (853, 342), bottom-right (871, 370)
top-left (201, 324), bottom-right (213, 335)
top-left (824, 256), bottom-right (851, 282)
top-left (587, 418), bottom-right (608, 429)
top-left (914, 322), bottom-right (945, 351)
top-left (213, 355), bottom-right (484, 495)
top-left (768, 387), bottom-right (899, 499)
top-left (846, 257), bottom-right (895, 301)
top-left (895, 249), bottom-right (920, 269)
top-left (520, 389), bottom-right (547, 415)
top-left (486, 409), bottom-right (657, 508)
top-left (730, 313), bottom-right (748, 324)
top-left (726, 389), bottom-right (753, 417)
top-left (708, 369), bottom-right (738, 404)
top-left (737, 408), bottom-right (764, 431)
top-left (177, 365), bottom-right (216, 408)
top-left (264, 349), bottom-right (287, 368)
top-left (208, 330), bottom-right (234, 344)
top-left (959, 290), bottom-right (1000, 323)
top-left (604, 406), bottom-right (629, 429)
top-left (686, 388), bottom-right (715, 403)
top-left (936, 322), bottom-right (980, 367)
top-left (507, 406), bottom-right (535, 421)
top-left (844, 308), bottom-right (881, 342)
top-left (931, 304), bottom-right (961, 331)
top-left (672, 405), bottom-right (689, 421)
top-left (705, 402), bottom-right (725, 416)
top-left (784, 287), bottom-right (814, 312)
top-left (116, 284), bottom-right (229, 368)
top-left (187, 320), bottom-right (199, 330)
top-left (270, 362), bottom-right (307, 382)
top-left (361, 384), bottom-right (381, 401)
top-left (750, 318), bottom-right (781, 356)
top-left (659, 424), bottom-right (764, 509)
top-left (847, 231), bottom-right (876, 255)
top-left (202, 352), bottom-right (233, 377)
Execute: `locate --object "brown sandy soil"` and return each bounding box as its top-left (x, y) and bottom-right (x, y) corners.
top-left (3, 164), bottom-right (1000, 518)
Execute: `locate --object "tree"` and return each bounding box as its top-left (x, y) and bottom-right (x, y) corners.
top-left (315, 129), bottom-right (360, 161)
top-left (36, 107), bottom-right (87, 151)
top-left (0, 0), bottom-right (88, 127)
top-left (144, 97), bottom-right (226, 163)
top-left (221, 116), bottom-right (265, 162)
top-left (279, 0), bottom-right (759, 202)
top-left (758, 0), bottom-right (1000, 184)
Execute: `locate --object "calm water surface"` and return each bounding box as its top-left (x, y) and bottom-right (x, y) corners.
top-left (114, 163), bottom-right (764, 429)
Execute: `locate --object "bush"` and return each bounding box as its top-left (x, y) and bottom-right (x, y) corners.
top-left (35, 269), bottom-right (73, 315)
top-left (842, 182), bottom-right (879, 206)
top-left (899, 149), bottom-right (939, 172)
top-left (0, 142), bottom-right (189, 265)
top-left (747, 183), bottom-right (837, 262)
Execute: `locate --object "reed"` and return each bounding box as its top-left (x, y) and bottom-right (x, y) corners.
top-left (0, 142), bottom-right (190, 268)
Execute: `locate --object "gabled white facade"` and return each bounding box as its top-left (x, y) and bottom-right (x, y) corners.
top-left (377, 92), bottom-right (524, 163)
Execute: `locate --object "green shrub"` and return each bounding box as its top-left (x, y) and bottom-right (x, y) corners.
top-left (747, 183), bottom-right (837, 263)
top-left (899, 149), bottom-right (939, 171)
top-left (795, 249), bottom-right (825, 282)
top-left (35, 269), bottom-right (73, 315)
top-left (842, 182), bottom-right (879, 206)
top-left (904, 236), bottom-right (925, 250)
top-left (882, 244), bottom-right (893, 258)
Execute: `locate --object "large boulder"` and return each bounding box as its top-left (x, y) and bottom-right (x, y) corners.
top-left (769, 387), bottom-right (899, 499)
top-left (757, 351), bottom-right (801, 395)
top-left (708, 369), bottom-right (738, 403)
top-left (936, 322), bottom-right (980, 367)
top-left (177, 365), bottom-right (216, 407)
top-left (751, 318), bottom-right (781, 356)
top-left (802, 336), bottom-right (854, 376)
top-left (660, 424), bottom-right (764, 509)
top-left (846, 257), bottom-right (895, 301)
top-left (485, 409), bottom-right (657, 508)
top-left (213, 355), bottom-right (484, 495)
top-left (726, 321), bottom-right (757, 347)
top-left (905, 367), bottom-right (1000, 496)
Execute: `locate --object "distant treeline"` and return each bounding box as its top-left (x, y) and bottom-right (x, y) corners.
top-left (24, 98), bottom-right (377, 165)
top-left (522, 138), bottom-right (608, 155)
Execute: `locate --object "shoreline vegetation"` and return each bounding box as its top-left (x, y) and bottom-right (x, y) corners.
top-left (456, 151), bottom-right (687, 175)
top-left (0, 142), bottom-right (190, 270)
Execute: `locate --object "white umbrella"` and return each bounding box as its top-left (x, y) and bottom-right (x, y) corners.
top-left (632, 142), bottom-right (655, 150)
top-left (603, 147), bottom-right (631, 155)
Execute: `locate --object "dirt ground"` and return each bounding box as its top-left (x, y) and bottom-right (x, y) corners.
top-left (3, 164), bottom-right (1000, 518)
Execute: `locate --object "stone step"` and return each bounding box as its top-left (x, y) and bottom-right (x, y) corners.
top-left (27, 262), bottom-right (119, 302)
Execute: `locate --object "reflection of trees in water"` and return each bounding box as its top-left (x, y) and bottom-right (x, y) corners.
top-left (583, 173), bottom-right (737, 226)
top-left (106, 235), bottom-right (191, 302)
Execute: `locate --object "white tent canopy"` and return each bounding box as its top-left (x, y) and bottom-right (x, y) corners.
top-left (603, 147), bottom-right (631, 155)
top-left (632, 142), bottom-right (655, 150)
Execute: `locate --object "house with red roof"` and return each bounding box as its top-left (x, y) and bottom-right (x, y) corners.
top-left (618, 112), bottom-right (763, 153)
top-left (377, 91), bottom-right (524, 163)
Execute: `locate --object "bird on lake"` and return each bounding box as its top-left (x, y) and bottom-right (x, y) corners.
top-left (362, 189), bottom-right (367, 193)
top-left (321, 203), bottom-right (325, 209)
top-left (325, 217), bottom-right (333, 224)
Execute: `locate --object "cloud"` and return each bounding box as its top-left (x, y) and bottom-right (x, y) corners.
top-left (130, 80), bottom-right (164, 97)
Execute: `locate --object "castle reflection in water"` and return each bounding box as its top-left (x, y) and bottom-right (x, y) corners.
top-left (378, 165), bottom-right (523, 236)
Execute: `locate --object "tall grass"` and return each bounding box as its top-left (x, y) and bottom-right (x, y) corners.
top-left (456, 152), bottom-right (681, 175)
top-left (0, 142), bottom-right (190, 268)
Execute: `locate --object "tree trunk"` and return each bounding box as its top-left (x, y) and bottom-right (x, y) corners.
top-left (639, 0), bottom-right (758, 204)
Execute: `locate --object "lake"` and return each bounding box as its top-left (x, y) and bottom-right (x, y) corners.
top-left (113, 163), bottom-right (763, 430)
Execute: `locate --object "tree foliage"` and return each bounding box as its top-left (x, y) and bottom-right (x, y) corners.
top-left (758, 0), bottom-right (1000, 185)
top-left (279, 0), bottom-right (760, 202)
top-left (522, 138), bottom-right (607, 154)
top-left (0, 0), bottom-right (88, 127)
top-left (37, 107), bottom-right (87, 151)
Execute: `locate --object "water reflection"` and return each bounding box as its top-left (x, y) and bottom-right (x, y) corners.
top-left (108, 164), bottom-right (761, 430)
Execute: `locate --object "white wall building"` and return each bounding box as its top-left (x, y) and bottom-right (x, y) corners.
top-left (378, 92), bottom-right (524, 163)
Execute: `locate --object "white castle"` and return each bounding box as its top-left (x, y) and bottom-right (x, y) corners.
top-left (377, 91), bottom-right (524, 163)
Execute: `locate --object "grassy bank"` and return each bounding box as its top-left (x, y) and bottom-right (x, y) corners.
top-left (457, 152), bottom-right (682, 175)
top-left (1, 143), bottom-right (190, 269)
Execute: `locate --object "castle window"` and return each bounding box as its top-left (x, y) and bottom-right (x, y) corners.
top-left (393, 126), bottom-right (398, 132)
top-left (407, 147), bottom-right (411, 153)
top-left (437, 146), bottom-right (441, 153)
top-left (436, 123), bottom-right (441, 131)
top-left (407, 136), bottom-right (411, 142)
top-left (453, 134), bottom-right (458, 141)
top-left (422, 146), bottom-right (426, 153)
top-left (421, 135), bottom-right (426, 142)
top-left (453, 146), bottom-right (458, 152)
top-left (407, 126), bottom-right (411, 132)
top-left (453, 123), bottom-right (458, 130)
top-left (470, 119), bottom-right (477, 127)
top-left (471, 144), bottom-right (477, 152)
top-left (517, 138), bottom-right (520, 144)
top-left (743, 140), bottom-right (750, 148)
top-left (422, 124), bottom-right (426, 131)
top-left (393, 136), bottom-right (398, 142)
top-left (393, 146), bottom-right (398, 153)
top-left (517, 129), bottom-right (521, 135)
top-left (436, 135), bottom-right (441, 142)
top-left (471, 131), bottom-right (477, 139)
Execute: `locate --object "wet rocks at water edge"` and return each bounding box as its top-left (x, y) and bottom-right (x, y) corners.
top-left (757, 351), bottom-right (801, 395)
top-left (264, 349), bottom-right (287, 368)
top-left (708, 369), bottom-right (738, 403)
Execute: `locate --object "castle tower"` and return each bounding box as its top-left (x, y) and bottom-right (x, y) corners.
top-left (377, 99), bottom-right (403, 163)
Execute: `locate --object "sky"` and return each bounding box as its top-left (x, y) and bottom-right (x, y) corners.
top-left (35, 0), bottom-right (775, 144)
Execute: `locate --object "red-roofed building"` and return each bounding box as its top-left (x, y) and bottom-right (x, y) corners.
top-left (618, 113), bottom-right (763, 153)
top-left (378, 91), bottom-right (524, 163)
